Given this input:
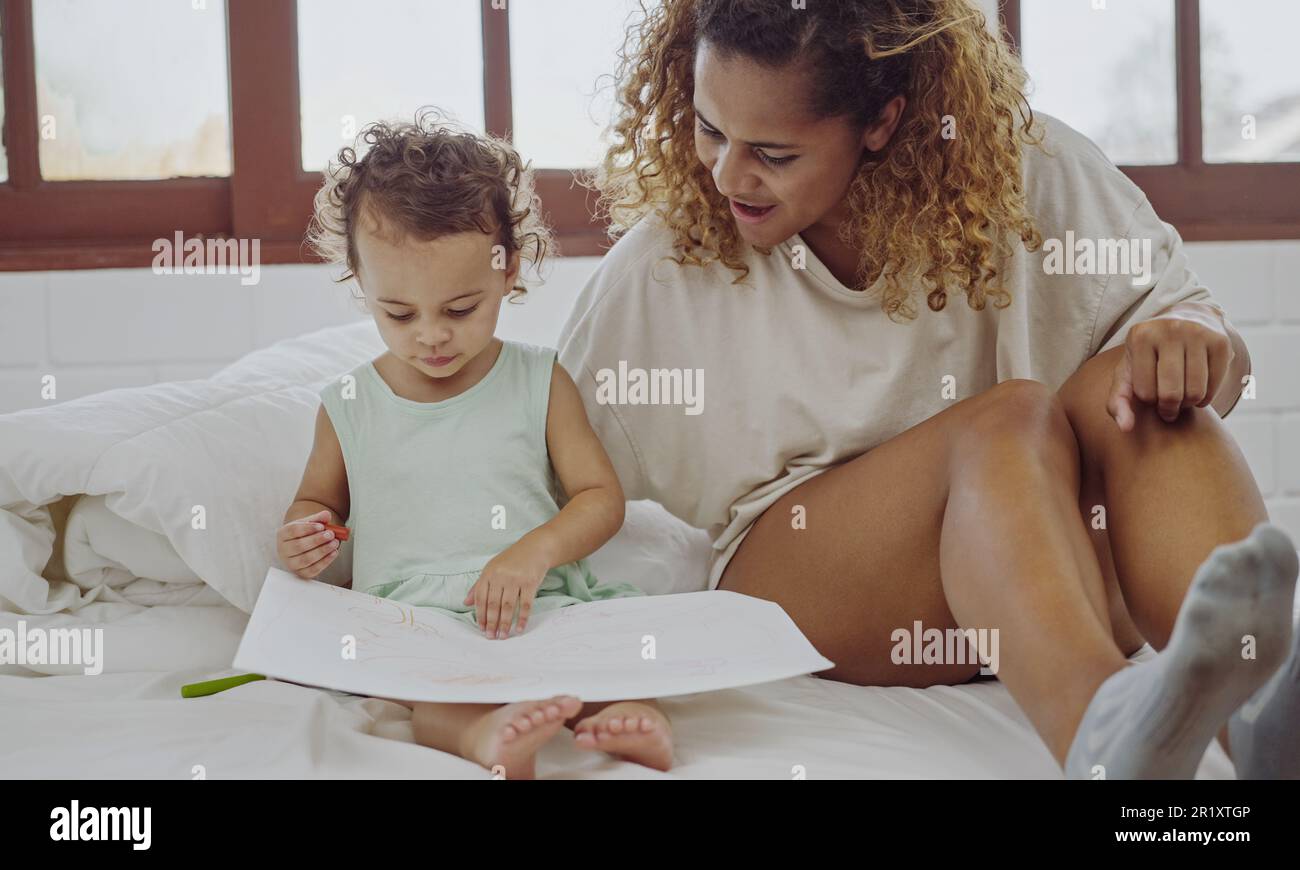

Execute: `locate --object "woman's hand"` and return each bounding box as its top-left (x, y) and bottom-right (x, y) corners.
top-left (1107, 305), bottom-right (1233, 431)
top-left (464, 540), bottom-right (552, 639)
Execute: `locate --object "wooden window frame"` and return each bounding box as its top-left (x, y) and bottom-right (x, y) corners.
top-left (1002, 0), bottom-right (1300, 240)
top-left (1, 0), bottom-right (1294, 273)
top-left (0, 0), bottom-right (606, 272)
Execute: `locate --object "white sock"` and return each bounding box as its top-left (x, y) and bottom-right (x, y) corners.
top-left (1227, 526), bottom-right (1300, 779)
top-left (1065, 523), bottom-right (1296, 779)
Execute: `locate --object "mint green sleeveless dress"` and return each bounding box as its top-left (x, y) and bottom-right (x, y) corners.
top-left (318, 340), bottom-right (642, 629)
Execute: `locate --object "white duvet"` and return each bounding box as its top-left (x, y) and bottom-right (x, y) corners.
top-left (0, 319), bottom-right (1238, 778)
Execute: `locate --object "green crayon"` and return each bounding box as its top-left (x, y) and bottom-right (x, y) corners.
top-left (181, 673), bottom-right (266, 698)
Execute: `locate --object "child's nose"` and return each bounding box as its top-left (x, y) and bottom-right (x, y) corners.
top-left (418, 326), bottom-right (453, 345)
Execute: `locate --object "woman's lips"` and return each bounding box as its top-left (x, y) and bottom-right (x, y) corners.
top-left (422, 354), bottom-right (459, 367)
top-left (730, 198), bottom-right (777, 224)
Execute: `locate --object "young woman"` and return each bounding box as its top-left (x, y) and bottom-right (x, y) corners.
top-left (557, 0), bottom-right (1299, 778)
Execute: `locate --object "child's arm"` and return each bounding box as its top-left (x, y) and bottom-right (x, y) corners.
top-left (464, 362), bottom-right (625, 637)
top-left (278, 404), bottom-right (352, 582)
top-left (522, 360), bottom-right (627, 567)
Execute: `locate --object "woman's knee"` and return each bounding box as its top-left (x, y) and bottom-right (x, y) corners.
top-left (956, 379), bottom-right (1080, 468)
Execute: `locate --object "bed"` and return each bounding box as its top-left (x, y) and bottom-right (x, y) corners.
top-left (0, 319), bottom-right (1254, 778)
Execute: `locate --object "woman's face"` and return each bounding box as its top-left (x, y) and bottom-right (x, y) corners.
top-left (692, 39), bottom-right (904, 248)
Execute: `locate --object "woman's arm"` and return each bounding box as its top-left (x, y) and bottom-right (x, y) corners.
top-left (1211, 312), bottom-right (1250, 419)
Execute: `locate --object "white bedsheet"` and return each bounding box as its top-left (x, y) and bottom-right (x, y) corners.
top-left (0, 602), bottom-right (1239, 779)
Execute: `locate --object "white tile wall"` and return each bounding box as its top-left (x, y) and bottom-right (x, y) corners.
top-left (0, 240), bottom-right (1298, 541)
top-left (1278, 245), bottom-right (1300, 322)
top-left (1279, 414), bottom-right (1300, 494)
top-left (1197, 241), bottom-right (1300, 543)
top-left (0, 259), bottom-right (590, 414)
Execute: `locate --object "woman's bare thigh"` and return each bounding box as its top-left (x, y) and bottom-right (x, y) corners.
top-left (718, 381), bottom-right (1042, 688)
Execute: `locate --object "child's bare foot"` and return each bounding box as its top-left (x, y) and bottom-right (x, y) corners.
top-left (461, 695), bottom-right (582, 779)
top-left (572, 701), bottom-right (673, 771)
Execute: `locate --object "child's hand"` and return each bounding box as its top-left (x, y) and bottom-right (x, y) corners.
top-left (277, 510), bottom-right (342, 580)
top-left (464, 542), bottom-right (550, 639)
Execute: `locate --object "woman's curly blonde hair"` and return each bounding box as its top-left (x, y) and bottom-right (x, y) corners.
top-left (585, 0), bottom-right (1045, 322)
top-left (307, 106), bottom-right (553, 303)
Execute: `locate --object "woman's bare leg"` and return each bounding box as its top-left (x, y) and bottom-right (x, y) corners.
top-left (1060, 346), bottom-right (1270, 652)
top-left (719, 378), bottom-right (1127, 764)
top-left (1058, 345), bottom-right (1272, 758)
top-left (938, 382), bottom-right (1129, 763)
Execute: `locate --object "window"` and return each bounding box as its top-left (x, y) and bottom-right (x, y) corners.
top-left (1004, 0), bottom-right (1300, 240)
top-left (2, 0), bottom-right (1294, 272)
top-left (0, 15), bottom-right (7, 183)
top-left (1200, 0), bottom-right (1300, 163)
top-left (297, 0), bottom-right (484, 172)
top-left (510, 0), bottom-right (654, 169)
top-left (33, 0), bottom-right (232, 181)
top-left (1020, 0), bottom-right (1177, 165)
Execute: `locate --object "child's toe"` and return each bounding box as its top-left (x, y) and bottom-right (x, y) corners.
top-left (551, 696), bottom-right (582, 719)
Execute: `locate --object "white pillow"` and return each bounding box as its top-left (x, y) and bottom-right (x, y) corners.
top-left (64, 493), bottom-right (201, 586)
top-left (588, 500), bottom-right (712, 596)
top-left (62, 494), bottom-right (230, 607)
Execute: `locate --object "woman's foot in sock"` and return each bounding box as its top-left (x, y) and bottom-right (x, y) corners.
top-left (1227, 526), bottom-right (1300, 778)
top-left (1065, 522), bottom-right (1297, 779)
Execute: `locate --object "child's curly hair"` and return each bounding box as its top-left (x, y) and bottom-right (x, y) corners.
top-left (585, 0), bottom-right (1045, 322)
top-left (307, 106), bottom-right (553, 303)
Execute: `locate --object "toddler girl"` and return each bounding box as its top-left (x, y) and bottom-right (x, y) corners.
top-left (276, 108), bottom-right (673, 779)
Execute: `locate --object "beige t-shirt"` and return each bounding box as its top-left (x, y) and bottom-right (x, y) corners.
top-left (556, 113), bottom-right (1219, 591)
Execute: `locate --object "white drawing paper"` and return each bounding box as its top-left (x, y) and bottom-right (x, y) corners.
top-left (232, 568), bottom-right (835, 703)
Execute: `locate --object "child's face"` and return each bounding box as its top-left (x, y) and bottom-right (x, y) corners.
top-left (356, 214), bottom-right (520, 381)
